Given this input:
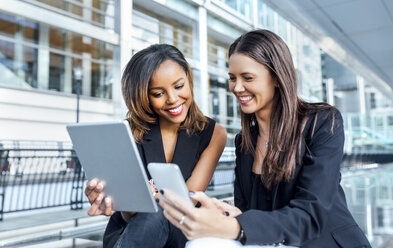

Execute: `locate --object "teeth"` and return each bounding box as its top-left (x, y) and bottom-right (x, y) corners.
top-left (239, 96), bottom-right (252, 101)
top-left (168, 104), bottom-right (182, 113)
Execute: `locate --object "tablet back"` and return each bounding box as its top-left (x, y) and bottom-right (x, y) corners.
top-left (67, 121), bottom-right (158, 212)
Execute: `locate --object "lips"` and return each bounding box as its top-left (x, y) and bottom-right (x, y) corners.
top-left (166, 103), bottom-right (184, 116)
top-left (238, 96), bottom-right (254, 104)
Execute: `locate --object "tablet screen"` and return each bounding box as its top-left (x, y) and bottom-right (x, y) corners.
top-left (67, 121), bottom-right (158, 213)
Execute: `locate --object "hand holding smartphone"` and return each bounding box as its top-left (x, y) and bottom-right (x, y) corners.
top-left (147, 163), bottom-right (194, 207)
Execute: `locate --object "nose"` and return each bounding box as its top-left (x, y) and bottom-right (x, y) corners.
top-left (166, 90), bottom-right (178, 105)
top-left (232, 80), bottom-right (245, 93)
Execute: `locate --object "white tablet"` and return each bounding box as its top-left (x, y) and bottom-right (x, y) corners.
top-left (148, 163), bottom-right (194, 207)
top-left (66, 120), bottom-right (158, 213)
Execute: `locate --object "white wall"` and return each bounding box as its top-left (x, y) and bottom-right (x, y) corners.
top-left (0, 87), bottom-right (123, 141)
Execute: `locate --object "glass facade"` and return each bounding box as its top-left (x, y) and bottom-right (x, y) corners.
top-left (0, 12), bottom-right (114, 98)
top-left (218, 0), bottom-right (252, 19)
top-left (207, 36), bottom-right (241, 141)
top-left (20, 0), bottom-right (115, 30)
top-left (131, 8), bottom-right (193, 59)
top-left (256, 0), bottom-right (323, 102)
top-left (211, 0), bottom-right (324, 140)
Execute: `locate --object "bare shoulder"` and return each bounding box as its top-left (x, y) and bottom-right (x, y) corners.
top-left (212, 122), bottom-right (227, 142)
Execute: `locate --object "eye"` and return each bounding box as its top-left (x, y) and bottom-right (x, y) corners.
top-left (244, 76), bottom-right (253, 81)
top-left (151, 92), bottom-right (163, 98)
top-left (175, 84), bottom-right (184, 90)
top-left (228, 76), bottom-right (236, 82)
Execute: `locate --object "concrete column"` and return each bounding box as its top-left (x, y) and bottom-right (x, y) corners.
top-left (273, 11), bottom-right (278, 33)
top-left (161, 23), bottom-right (174, 45)
top-left (113, 0), bottom-right (133, 118)
top-left (37, 23), bottom-right (50, 90)
top-left (82, 53), bottom-right (92, 96)
top-left (197, 5), bottom-right (209, 115)
top-left (83, 0), bottom-right (93, 23)
top-left (64, 32), bottom-right (72, 94)
top-left (357, 76), bottom-right (366, 114)
top-left (15, 17), bottom-right (24, 82)
top-left (365, 177), bottom-right (373, 242)
top-left (252, 0), bottom-right (258, 27)
top-left (326, 78), bottom-right (335, 106)
top-left (217, 46), bottom-right (226, 70)
top-left (218, 87), bottom-right (227, 124)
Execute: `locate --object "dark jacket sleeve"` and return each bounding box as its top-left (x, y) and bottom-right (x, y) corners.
top-left (236, 109), bottom-right (344, 246)
top-left (234, 133), bottom-right (247, 212)
top-left (103, 212), bottom-right (127, 248)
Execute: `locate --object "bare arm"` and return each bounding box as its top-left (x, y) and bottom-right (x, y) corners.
top-left (186, 123), bottom-right (227, 192)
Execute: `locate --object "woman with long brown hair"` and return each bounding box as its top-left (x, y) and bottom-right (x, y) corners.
top-left (158, 30), bottom-right (371, 248)
top-left (84, 44), bottom-right (226, 248)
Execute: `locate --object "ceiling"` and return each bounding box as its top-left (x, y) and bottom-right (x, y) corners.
top-left (264, 0), bottom-right (393, 97)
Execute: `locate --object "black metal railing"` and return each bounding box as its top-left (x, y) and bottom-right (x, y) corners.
top-left (208, 147), bottom-right (236, 189)
top-left (0, 148), bottom-right (86, 221)
top-left (0, 143), bottom-right (237, 221)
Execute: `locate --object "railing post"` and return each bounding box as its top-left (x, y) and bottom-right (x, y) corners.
top-left (70, 157), bottom-right (84, 210)
top-left (0, 149), bottom-right (9, 221)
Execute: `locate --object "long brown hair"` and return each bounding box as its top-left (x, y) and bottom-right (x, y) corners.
top-left (122, 44), bottom-right (207, 143)
top-left (229, 29), bottom-right (333, 189)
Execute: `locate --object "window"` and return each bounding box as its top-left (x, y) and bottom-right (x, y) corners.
top-left (22, 0), bottom-right (115, 30)
top-left (388, 116), bottom-right (393, 126)
top-left (370, 92), bottom-right (376, 109)
top-left (0, 12), bottom-right (114, 99)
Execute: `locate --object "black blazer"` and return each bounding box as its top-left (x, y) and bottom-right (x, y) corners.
top-left (234, 109), bottom-right (371, 248)
top-left (103, 118), bottom-right (216, 248)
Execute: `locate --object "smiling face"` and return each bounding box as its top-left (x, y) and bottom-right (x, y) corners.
top-left (149, 59), bottom-right (192, 126)
top-left (228, 53), bottom-right (277, 117)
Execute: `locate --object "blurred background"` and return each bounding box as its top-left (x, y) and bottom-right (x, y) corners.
top-left (0, 0), bottom-right (393, 247)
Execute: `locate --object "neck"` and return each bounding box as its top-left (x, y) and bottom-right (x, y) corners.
top-left (255, 109), bottom-right (271, 139)
top-left (158, 118), bottom-right (180, 134)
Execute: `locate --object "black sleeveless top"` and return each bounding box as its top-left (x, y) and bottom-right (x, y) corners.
top-left (137, 116), bottom-right (216, 181)
top-left (249, 172), bottom-right (273, 211)
top-left (103, 116), bottom-right (216, 248)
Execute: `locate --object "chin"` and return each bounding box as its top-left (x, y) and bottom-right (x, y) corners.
top-left (168, 113), bottom-right (187, 124)
top-left (240, 106), bottom-right (256, 115)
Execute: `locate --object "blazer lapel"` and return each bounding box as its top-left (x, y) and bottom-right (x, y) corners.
top-left (171, 129), bottom-right (200, 180)
top-left (140, 124), bottom-right (201, 180)
top-left (271, 117), bottom-right (312, 209)
top-left (141, 123), bottom-right (166, 166)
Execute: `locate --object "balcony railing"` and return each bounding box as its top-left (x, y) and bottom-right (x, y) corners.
top-left (0, 143), bottom-right (236, 221)
top-left (0, 147), bottom-right (86, 221)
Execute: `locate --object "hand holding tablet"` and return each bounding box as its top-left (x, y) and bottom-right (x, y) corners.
top-left (67, 120), bottom-right (158, 213)
top-left (67, 121), bottom-right (194, 214)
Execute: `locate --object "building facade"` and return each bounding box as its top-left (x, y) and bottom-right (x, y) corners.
top-left (0, 0), bottom-right (324, 144)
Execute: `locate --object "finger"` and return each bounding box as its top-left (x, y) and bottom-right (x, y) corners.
top-left (158, 196), bottom-right (191, 225)
top-left (94, 181), bottom-right (105, 193)
top-left (211, 198), bottom-right (227, 214)
top-left (162, 208), bottom-right (187, 231)
top-left (85, 179), bottom-right (98, 195)
top-left (149, 180), bottom-right (157, 194)
top-left (160, 189), bottom-right (195, 217)
top-left (87, 183), bottom-right (103, 204)
top-left (211, 198), bottom-right (232, 211)
top-left (104, 197), bottom-right (113, 216)
top-left (87, 193), bottom-right (104, 216)
top-left (189, 192), bottom-right (215, 209)
top-left (87, 191), bottom-right (99, 204)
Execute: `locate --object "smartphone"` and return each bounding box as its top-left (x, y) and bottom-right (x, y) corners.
top-left (147, 163), bottom-right (194, 207)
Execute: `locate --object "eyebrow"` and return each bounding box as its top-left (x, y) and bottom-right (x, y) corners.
top-left (149, 78), bottom-right (185, 90)
top-left (228, 72), bottom-right (254, 76)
